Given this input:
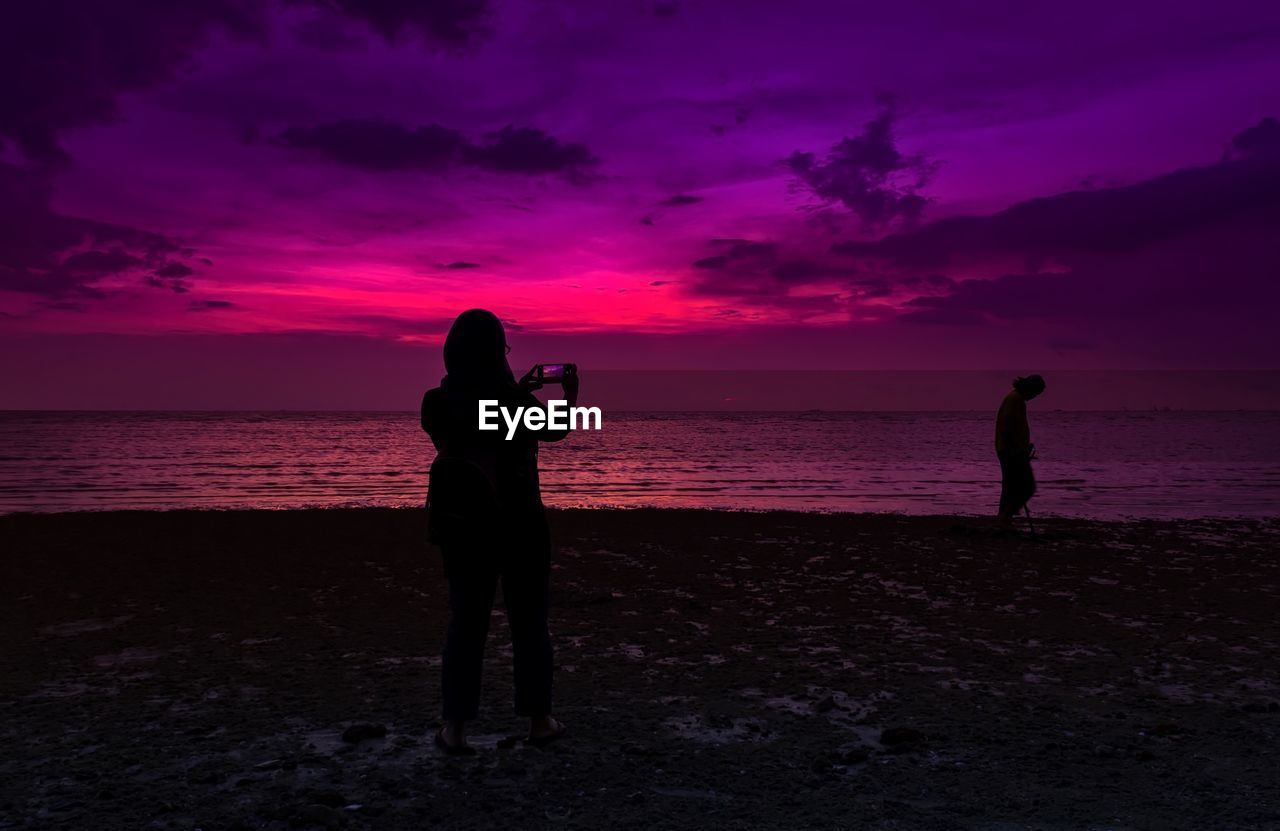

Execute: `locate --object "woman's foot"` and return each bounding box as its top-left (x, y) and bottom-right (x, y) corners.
top-left (435, 721), bottom-right (476, 756)
top-left (526, 716), bottom-right (567, 747)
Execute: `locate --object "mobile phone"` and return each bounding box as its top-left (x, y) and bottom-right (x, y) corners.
top-left (535, 363), bottom-right (576, 384)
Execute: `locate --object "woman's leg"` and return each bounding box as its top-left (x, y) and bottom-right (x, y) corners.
top-left (441, 560), bottom-right (500, 726)
top-left (501, 560), bottom-right (554, 720)
top-left (500, 515), bottom-right (554, 722)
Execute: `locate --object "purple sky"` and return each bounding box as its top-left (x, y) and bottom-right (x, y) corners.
top-left (2, 1), bottom-right (1279, 407)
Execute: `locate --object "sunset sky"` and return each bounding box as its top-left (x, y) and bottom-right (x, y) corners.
top-left (3, 1), bottom-right (1280, 406)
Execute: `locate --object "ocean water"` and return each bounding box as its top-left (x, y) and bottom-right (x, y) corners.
top-left (1, 411), bottom-right (1277, 519)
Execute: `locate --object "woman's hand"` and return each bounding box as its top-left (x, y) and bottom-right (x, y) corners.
top-left (562, 368), bottom-right (579, 407)
top-left (518, 367), bottom-right (543, 392)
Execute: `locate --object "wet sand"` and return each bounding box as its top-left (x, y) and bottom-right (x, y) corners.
top-left (2, 508), bottom-right (1278, 830)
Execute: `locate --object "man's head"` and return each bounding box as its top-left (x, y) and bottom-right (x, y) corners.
top-left (1013, 374), bottom-right (1046, 401)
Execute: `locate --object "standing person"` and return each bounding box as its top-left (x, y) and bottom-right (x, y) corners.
top-left (995, 374), bottom-right (1046, 530)
top-left (421, 309), bottom-right (577, 754)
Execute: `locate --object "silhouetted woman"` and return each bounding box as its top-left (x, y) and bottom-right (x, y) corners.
top-left (421, 309), bottom-right (577, 754)
top-left (995, 374), bottom-right (1045, 529)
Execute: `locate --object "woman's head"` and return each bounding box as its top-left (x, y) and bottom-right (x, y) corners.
top-left (1013, 374), bottom-right (1046, 400)
top-left (442, 309), bottom-right (514, 387)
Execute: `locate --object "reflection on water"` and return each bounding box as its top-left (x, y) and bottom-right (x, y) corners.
top-left (1, 410), bottom-right (1278, 518)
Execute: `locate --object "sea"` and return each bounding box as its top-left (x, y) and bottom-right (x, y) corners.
top-left (1, 410), bottom-right (1277, 519)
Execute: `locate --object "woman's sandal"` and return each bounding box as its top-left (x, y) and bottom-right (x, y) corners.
top-left (524, 719), bottom-right (568, 748)
top-left (434, 727), bottom-right (477, 756)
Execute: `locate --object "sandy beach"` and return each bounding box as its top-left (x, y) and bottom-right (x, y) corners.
top-left (3, 508), bottom-right (1279, 830)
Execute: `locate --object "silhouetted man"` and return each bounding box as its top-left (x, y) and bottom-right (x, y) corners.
top-left (996, 374), bottom-right (1046, 529)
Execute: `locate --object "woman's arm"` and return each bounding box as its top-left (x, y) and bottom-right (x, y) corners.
top-left (420, 390), bottom-right (434, 434)
top-left (537, 370), bottom-right (578, 443)
top-left (513, 391), bottom-right (571, 443)
top-left (513, 369), bottom-right (579, 443)
top-left (420, 388), bottom-right (450, 451)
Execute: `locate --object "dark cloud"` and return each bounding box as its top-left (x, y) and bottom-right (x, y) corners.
top-left (769, 260), bottom-right (841, 282)
top-left (836, 117), bottom-right (1280, 270)
top-left (679, 120), bottom-right (1280, 358)
top-left (711, 105), bottom-right (751, 137)
top-left (896, 216), bottom-right (1279, 330)
top-left (60, 250), bottom-right (145, 274)
top-left (898, 271), bottom-right (1065, 325)
top-left (145, 275), bottom-right (192, 294)
top-left (438, 260), bottom-right (480, 270)
top-left (0, 1), bottom-right (488, 166)
top-left (291, 13), bottom-right (366, 49)
top-left (188, 299), bottom-right (238, 311)
top-left (1230, 116), bottom-right (1280, 157)
top-left (871, 119), bottom-right (1280, 355)
top-left (0, 163), bottom-right (188, 297)
top-left (894, 305), bottom-right (986, 326)
top-left (0, 1), bottom-right (264, 163)
top-left (278, 120), bottom-right (468, 171)
top-left (700, 239), bottom-right (777, 265)
top-left (683, 121), bottom-right (1280, 331)
top-left (661, 194), bottom-right (702, 206)
top-left (301, 0), bottom-right (491, 46)
top-left (463, 126), bottom-right (596, 176)
top-left (279, 121), bottom-right (595, 176)
top-left (685, 239), bottom-right (855, 313)
top-left (786, 97), bottom-right (936, 230)
top-left (155, 263), bottom-right (195, 279)
top-left (649, 280), bottom-right (674, 286)
top-left (146, 261), bottom-right (195, 293)
top-left (691, 239), bottom-right (779, 287)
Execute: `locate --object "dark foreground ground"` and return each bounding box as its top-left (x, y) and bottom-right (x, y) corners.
top-left (2, 509), bottom-right (1279, 830)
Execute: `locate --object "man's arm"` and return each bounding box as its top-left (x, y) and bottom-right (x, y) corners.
top-left (1009, 398), bottom-right (1031, 450)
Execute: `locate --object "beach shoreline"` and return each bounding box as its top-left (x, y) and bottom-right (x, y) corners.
top-left (3, 508), bottom-right (1278, 829)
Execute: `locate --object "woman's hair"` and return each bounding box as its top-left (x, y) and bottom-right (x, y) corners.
top-left (1013, 374), bottom-right (1046, 397)
top-left (442, 309), bottom-right (515, 390)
